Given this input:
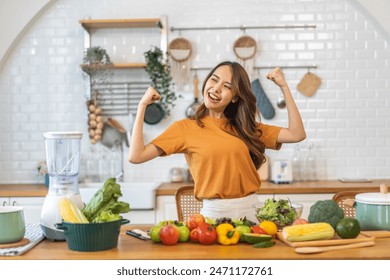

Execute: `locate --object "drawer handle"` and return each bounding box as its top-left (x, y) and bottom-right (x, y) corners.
top-left (2, 201), bottom-right (7, 206)
top-left (12, 201), bottom-right (17, 206)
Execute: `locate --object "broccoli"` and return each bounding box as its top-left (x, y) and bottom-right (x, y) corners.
top-left (308, 199), bottom-right (344, 228)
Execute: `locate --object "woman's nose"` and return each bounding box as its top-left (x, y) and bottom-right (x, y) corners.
top-left (214, 82), bottom-right (223, 92)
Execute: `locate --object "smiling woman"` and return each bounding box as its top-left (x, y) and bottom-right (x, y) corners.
top-left (128, 60), bottom-right (305, 222)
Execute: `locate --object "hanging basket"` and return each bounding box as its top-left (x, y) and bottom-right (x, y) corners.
top-left (233, 35), bottom-right (257, 60)
top-left (168, 37), bottom-right (192, 62)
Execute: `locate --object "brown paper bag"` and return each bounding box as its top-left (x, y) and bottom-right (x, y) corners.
top-left (297, 72), bottom-right (321, 97)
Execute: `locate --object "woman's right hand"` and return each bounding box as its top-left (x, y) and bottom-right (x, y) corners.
top-left (139, 87), bottom-right (161, 107)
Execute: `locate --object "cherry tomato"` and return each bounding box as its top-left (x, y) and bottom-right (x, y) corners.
top-left (251, 225), bottom-right (268, 234)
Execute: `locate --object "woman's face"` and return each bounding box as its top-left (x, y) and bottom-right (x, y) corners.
top-left (203, 65), bottom-right (236, 117)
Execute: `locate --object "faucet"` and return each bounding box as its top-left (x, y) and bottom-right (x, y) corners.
top-left (115, 170), bottom-right (124, 182)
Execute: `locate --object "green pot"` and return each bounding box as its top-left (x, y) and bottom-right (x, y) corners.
top-left (355, 190), bottom-right (390, 230)
top-left (0, 206), bottom-right (25, 244)
top-left (55, 219), bottom-right (129, 252)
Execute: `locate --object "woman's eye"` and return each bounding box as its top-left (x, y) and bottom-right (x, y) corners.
top-left (224, 84), bottom-right (231, 89)
top-left (210, 77), bottom-right (218, 82)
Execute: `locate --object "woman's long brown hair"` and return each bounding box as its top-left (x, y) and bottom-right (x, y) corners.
top-left (192, 61), bottom-right (266, 169)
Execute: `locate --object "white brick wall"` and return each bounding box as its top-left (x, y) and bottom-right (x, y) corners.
top-left (0, 0), bottom-right (389, 183)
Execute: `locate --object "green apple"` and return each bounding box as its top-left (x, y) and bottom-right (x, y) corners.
top-left (149, 225), bottom-right (162, 242)
top-left (235, 225), bottom-right (251, 242)
top-left (157, 220), bottom-right (175, 226)
top-left (176, 225), bottom-right (190, 242)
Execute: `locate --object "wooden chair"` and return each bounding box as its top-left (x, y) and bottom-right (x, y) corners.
top-left (332, 191), bottom-right (364, 218)
top-left (175, 185), bottom-right (203, 222)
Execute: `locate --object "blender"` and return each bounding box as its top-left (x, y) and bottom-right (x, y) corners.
top-left (40, 131), bottom-right (83, 241)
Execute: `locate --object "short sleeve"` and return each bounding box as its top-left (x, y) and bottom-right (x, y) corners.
top-left (151, 122), bottom-right (187, 156)
top-left (259, 123), bottom-right (282, 150)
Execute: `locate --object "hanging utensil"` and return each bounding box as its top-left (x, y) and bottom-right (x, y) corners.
top-left (101, 123), bottom-right (122, 149)
top-left (107, 118), bottom-right (129, 147)
top-left (186, 74), bottom-right (201, 117)
top-left (277, 93), bottom-right (286, 109)
top-left (297, 70), bottom-right (322, 97)
top-left (144, 102), bottom-right (165, 125)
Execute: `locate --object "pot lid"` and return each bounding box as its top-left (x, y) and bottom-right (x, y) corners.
top-left (355, 193), bottom-right (390, 205)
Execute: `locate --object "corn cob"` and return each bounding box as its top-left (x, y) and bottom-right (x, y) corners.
top-left (58, 197), bottom-right (89, 223)
top-left (282, 222), bottom-right (334, 242)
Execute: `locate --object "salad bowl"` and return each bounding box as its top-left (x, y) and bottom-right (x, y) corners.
top-left (253, 199), bottom-right (303, 229)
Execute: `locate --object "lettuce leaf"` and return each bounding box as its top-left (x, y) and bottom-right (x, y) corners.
top-left (81, 178), bottom-right (130, 222)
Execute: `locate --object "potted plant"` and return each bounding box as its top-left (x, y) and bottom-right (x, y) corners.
top-left (36, 160), bottom-right (49, 187)
top-left (144, 46), bottom-right (178, 117)
top-left (81, 46), bottom-right (114, 91)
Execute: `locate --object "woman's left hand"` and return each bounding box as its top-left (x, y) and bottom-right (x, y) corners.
top-left (266, 67), bottom-right (287, 88)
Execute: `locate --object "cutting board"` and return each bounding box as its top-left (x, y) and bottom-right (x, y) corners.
top-left (277, 231), bottom-right (375, 248)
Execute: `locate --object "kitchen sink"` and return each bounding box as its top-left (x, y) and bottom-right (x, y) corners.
top-left (78, 182), bottom-right (159, 210)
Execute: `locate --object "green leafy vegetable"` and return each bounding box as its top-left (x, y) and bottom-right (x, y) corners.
top-left (255, 198), bottom-right (297, 226)
top-left (82, 178), bottom-right (130, 223)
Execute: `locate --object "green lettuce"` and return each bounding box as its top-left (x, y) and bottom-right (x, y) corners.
top-left (81, 178), bottom-right (130, 222)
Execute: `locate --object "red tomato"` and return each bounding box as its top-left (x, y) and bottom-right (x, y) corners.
top-left (196, 223), bottom-right (217, 245)
top-left (251, 225), bottom-right (268, 234)
top-left (189, 228), bottom-right (199, 242)
top-left (159, 224), bottom-right (180, 245)
top-left (186, 214), bottom-right (206, 230)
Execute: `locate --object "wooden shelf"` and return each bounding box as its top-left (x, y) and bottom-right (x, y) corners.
top-left (80, 63), bottom-right (146, 70)
top-left (79, 18), bottom-right (162, 31)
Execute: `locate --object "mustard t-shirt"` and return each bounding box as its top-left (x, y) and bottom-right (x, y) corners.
top-left (151, 116), bottom-right (282, 199)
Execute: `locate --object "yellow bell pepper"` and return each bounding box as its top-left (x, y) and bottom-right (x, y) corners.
top-left (216, 223), bottom-right (240, 245)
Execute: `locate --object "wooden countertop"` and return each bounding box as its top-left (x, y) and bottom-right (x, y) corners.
top-left (1, 180), bottom-right (389, 197)
top-left (1, 225), bottom-right (389, 260)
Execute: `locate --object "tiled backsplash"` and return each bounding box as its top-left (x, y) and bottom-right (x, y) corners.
top-left (0, 0), bottom-right (389, 184)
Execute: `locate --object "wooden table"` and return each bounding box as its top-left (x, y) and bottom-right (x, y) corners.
top-left (1, 226), bottom-right (390, 260)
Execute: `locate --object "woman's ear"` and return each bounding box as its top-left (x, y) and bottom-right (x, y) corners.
top-left (232, 96), bottom-right (239, 103)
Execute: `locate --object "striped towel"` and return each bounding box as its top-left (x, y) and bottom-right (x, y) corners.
top-left (0, 223), bottom-right (45, 256)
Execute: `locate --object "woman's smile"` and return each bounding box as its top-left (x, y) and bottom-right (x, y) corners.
top-left (207, 91), bottom-right (221, 103)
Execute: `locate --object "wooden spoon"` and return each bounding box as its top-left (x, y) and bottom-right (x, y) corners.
top-left (295, 241), bottom-right (375, 254)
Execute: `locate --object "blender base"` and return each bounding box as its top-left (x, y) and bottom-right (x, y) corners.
top-left (40, 224), bottom-right (65, 241)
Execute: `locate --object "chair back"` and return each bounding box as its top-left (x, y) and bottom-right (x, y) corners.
top-left (332, 191), bottom-right (364, 218)
top-left (175, 185), bottom-right (203, 222)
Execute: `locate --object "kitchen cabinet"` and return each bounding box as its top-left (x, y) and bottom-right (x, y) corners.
top-left (1, 196), bottom-right (45, 224)
top-left (124, 210), bottom-right (155, 225)
top-left (155, 195), bottom-right (178, 222)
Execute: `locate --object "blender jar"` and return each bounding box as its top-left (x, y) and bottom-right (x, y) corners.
top-left (43, 131), bottom-right (83, 196)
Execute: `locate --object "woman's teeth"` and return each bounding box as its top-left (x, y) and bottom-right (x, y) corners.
top-left (208, 92), bottom-right (221, 102)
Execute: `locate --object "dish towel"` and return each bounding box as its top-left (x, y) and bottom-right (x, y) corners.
top-left (0, 223), bottom-right (45, 256)
top-left (251, 78), bottom-right (275, 119)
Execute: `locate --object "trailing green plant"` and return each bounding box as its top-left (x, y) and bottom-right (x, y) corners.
top-left (144, 46), bottom-right (178, 116)
top-left (81, 46), bottom-right (114, 99)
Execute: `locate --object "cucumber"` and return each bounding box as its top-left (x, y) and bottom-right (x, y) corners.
top-left (243, 233), bottom-right (272, 244)
top-left (253, 241), bottom-right (276, 248)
